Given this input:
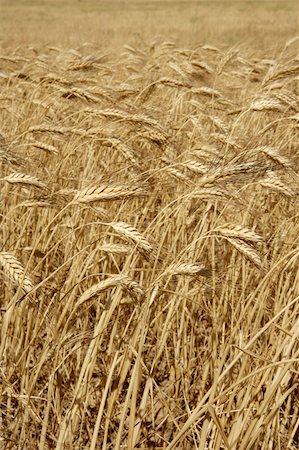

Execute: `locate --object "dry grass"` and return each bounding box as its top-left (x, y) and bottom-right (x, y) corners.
top-left (0, 2), bottom-right (299, 449)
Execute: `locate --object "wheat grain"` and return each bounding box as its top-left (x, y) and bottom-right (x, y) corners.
top-left (77, 274), bottom-right (125, 306)
top-left (183, 160), bottom-right (210, 174)
top-left (215, 224), bottom-right (263, 243)
top-left (77, 273), bottom-right (144, 306)
top-left (28, 125), bottom-right (68, 134)
top-left (3, 172), bottom-right (46, 189)
top-left (0, 251), bottom-right (33, 293)
top-left (111, 221), bottom-right (155, 259)
top-left (259, 172), bottom-right (296, 197)
top-left (191, 86), bottom-right (222, 98)
top-left (225, 238), bottom-right (263, 269)
top-left (158, 77), bottom-right (189, 88)
top-left (30, 139), bottom-right (59, 154)
top-left (73, 183), bottom-right (145, 203)
top-left (100, 243), bottom-right (131, 254)
top-left (263, 63), bottom-right (299, 85)
top-left (197, 162), bottom-right (262, 187)
top-left (189, 187), bottom-right (228, 200)
top-left (166, 262), bottom-right (212, 278)
top-left (257, 146), bottom-right (292, 168)
top-left (250, 98), bottom-right (283, 112)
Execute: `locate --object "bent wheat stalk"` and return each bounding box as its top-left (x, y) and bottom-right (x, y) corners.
top-left (215, 224), bottom-right (263, 244)
top-left (77, 274), bottom-right (144, 306)
top-left (225, 237), bottom-right (263, 269)
top-left (73, 183), bottom-right (145, 204)
top-left (165, 262), bottom-right (212, 278)
top-left (0, 252), bottom-right (33, 293)
top-left (2, 172), bottom-right (46, 189)
top-left (111, 221), bottom-right (156, 260)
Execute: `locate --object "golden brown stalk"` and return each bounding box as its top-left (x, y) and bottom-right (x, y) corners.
top-left (111, 221), bottom-right (155, 259)
top-left (77, 274), bottom-right (125, 306)
top-left (158, 77), bottom-right (188, 88)
top-left (197, 162), bottom-right (262, 187)
top-left (215, 224), bottom-right (263, 243)
top-left (73, 183), bottom-right (145, 204)
top-left (191, 86), bottom-right (222, 98)
top-left (259, 172), bottom-right (296, 197)
top-left (250, 98), bottom-right (283, 112)
top-left (217, 48), bottom-right (238, 74)
top-left (28, 125), bottom-right (68, 134)
top-left (166, 262), bottom-right (212, 278)
top-left (0, 251), bottom-right (33, 293)
top-left (209, 115), bottom-right (229, 134)
top-left (183, 160), bottom-right (210, 174)
top-left (263, 63), bottom-right (299, 85)
top-left (100, 243), bottom-right (131, 255)
top-left (3, 172), bottom-right (46, 189)
top-left (31, 139), bottom-right (59, 155)
top-left (189, 187), bottom-right (228, 200)
top-left (77, 273), bottom-right (144, 306)
top-left (225, 237), bottom-right (263, 269)
top-left (257, 146), bottom-right (292, 168)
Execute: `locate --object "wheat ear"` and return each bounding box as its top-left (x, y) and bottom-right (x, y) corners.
top-left (0, 252), bottom-right (33, 293)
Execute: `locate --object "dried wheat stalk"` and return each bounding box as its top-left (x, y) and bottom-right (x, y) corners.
top-left (0, 252), bottom-right (33, 293)
top-left (257, 146), bottom-right (292, 168)
top-left (250, 98), bottom-right (283, 112)
top-left (259, 172), bottom-right (296, 197)
top-left (189, 187), bottom-right (228, 200)
top-left (191, 86), bottom-right (222, 98)
top-left (73, 183), bottom-right (145, 204)
top-left (3, 172), bottom-right (46, 189)
top-left (111, 221), bottom-right (156, 259)
top-left (100, 243), bottom-right (131, 254)
top-left (197, 162), bottom-right (262, 187)
top-left (166, 262), bottom-right (212, 278)
top-left (263, 64), bottom-right (299, 85)
top-left (28, 125), bottom-right (69, 134)
top-left (183, 160), bottom-right (210, 174)
top-left (225, 238), bottom-right (263, 269)
top-left (31, 139), bottom-right (59, 155)
top-left (215, 224), bottom-right (263, 243)
top-left (77, 273), bottom-right (144, 306)
top-left (77, 274), bottom-right (125, 306)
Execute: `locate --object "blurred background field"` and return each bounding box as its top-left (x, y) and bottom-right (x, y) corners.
top-left (0, 0), bottom-right (298, 49)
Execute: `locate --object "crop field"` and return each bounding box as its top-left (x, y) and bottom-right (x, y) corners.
top-left (0, 1), bottom-right (299, 449)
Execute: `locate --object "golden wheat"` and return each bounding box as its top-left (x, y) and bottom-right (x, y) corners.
top-left (0, 15), bottom-right (298, 449)
top-left (0, 251), bottom-right (33, 293)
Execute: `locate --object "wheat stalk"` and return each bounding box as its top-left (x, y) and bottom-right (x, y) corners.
top-left (2, 172), bottom-right (46, 189)
top-left (215, 224), bottom-right (263, 243)
top-left (257, 146), bottom-right (292, 168)
top-left (189, 187), bottom-right (228, 200)
top-left (225, 238), bottom-right (263, 269)
top-left (0, 252), bottom-right (33, 293)
top-left (77, 274), bottom-right (125, 306)
top-left (259, 172), bottom-right (296, 197)
top-left (100, 243), bottom-right (131, 254)
top-left (111, 221), bottom-right (156, 259)
top-left (73, 183), bottom-right (145, 203)
top-left (28, 125), bottom-right (68, 134)
top-left (77, 273), bottom-right (144, 306)
top-left (191, 86), bottom-right (222, 98)
top-left (197, 162), bottom-right (262, 187)
top-left (166, 262), bottom-right (212, 278)
top-left (31, 139), bottom-right (59, 155)
top-left (250, 98), bottom-right (283, 112)
top-left (183, 160), bottom-right (210, 174)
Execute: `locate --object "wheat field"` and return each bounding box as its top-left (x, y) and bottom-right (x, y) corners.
top-left (0, 1), bottom-right (299, 449)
